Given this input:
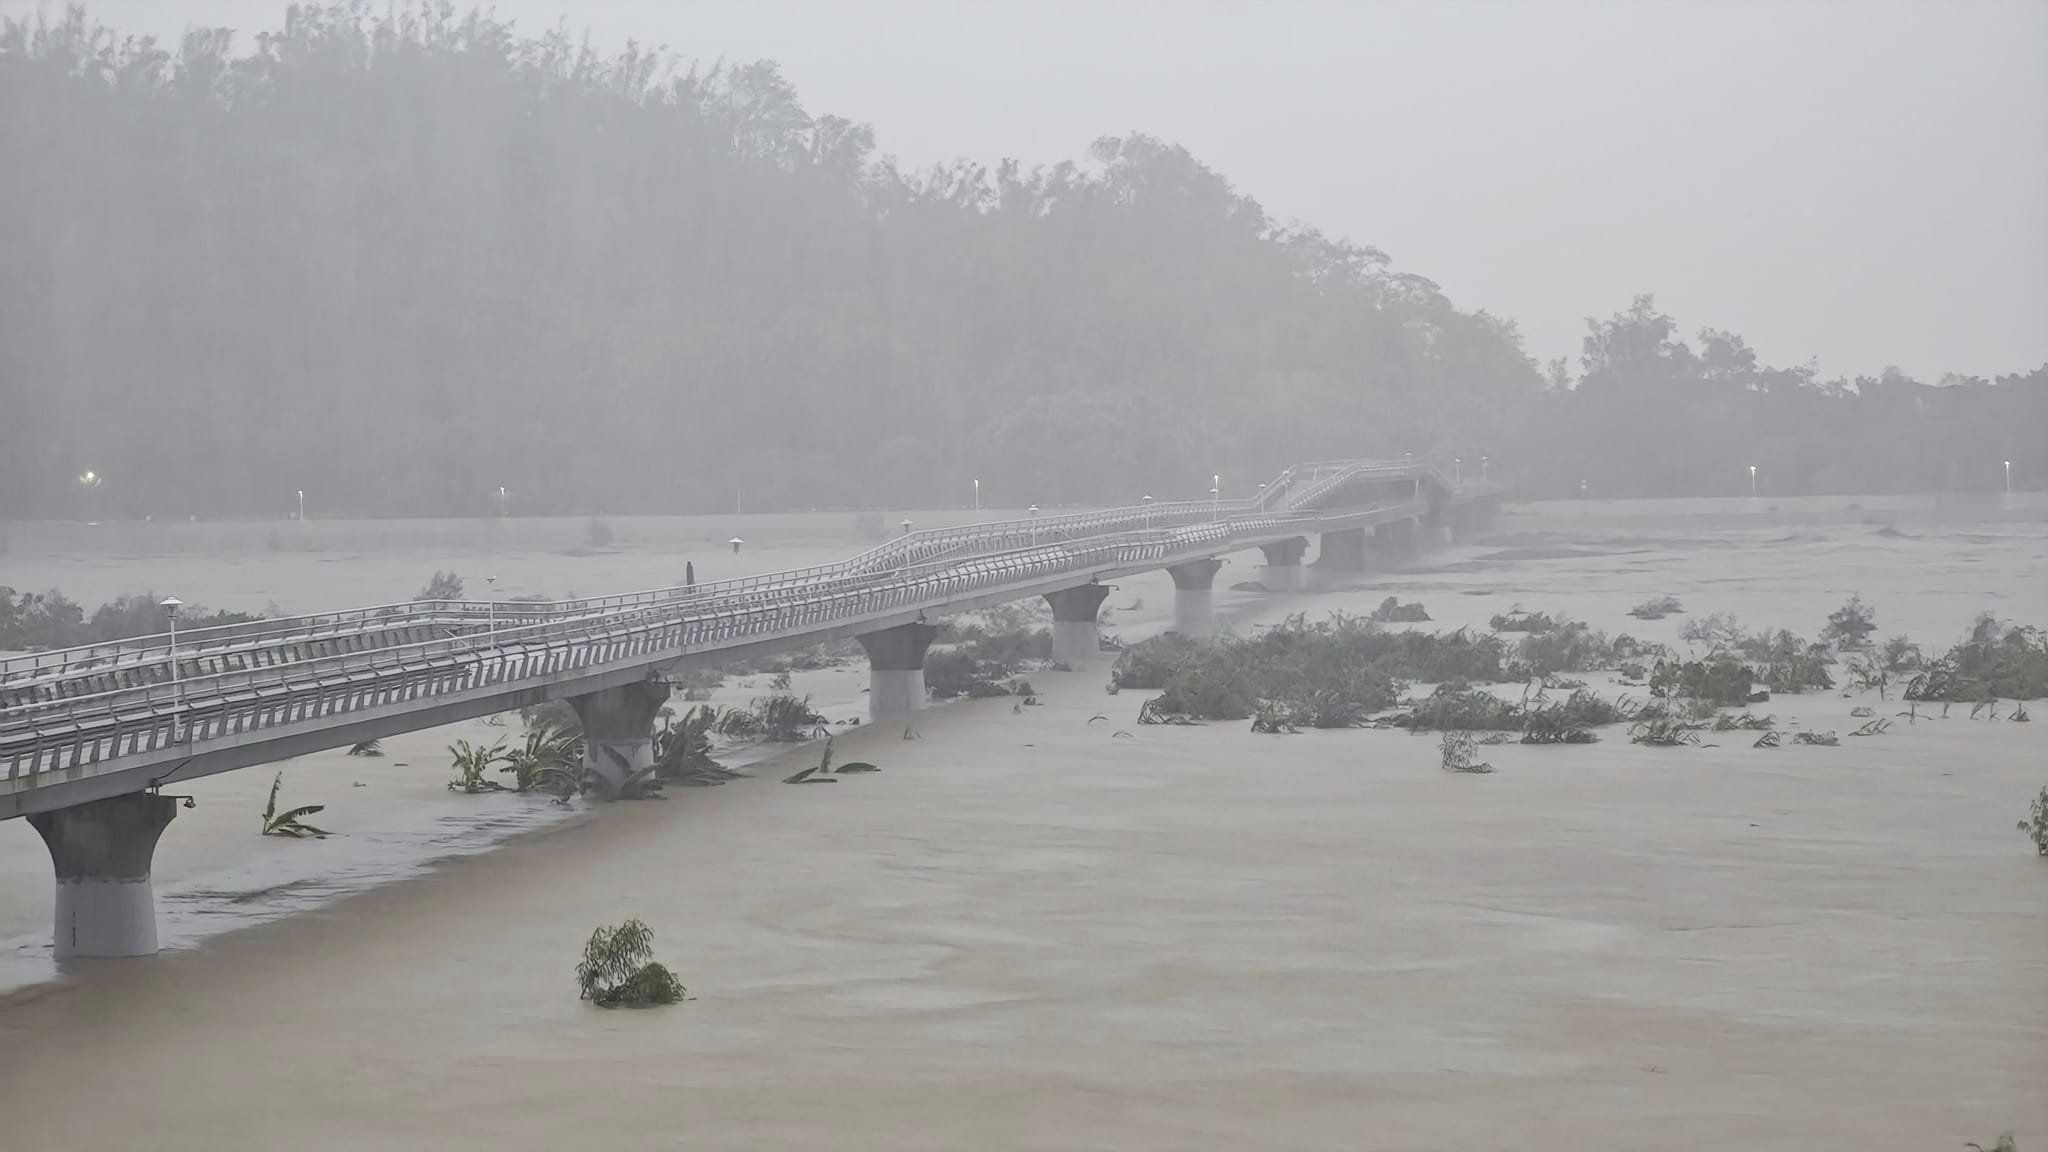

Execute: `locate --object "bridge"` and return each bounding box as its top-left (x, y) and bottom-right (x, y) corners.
top-left (1, 459), bottom-right (1500, 958)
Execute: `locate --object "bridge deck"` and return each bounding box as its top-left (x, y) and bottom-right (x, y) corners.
top-left (1, 460), bottom-right (1499, 817)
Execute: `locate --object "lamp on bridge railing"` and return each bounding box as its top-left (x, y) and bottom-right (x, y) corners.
top-left (1142, 494), bottom-right (1155, 530)
top-left (485, 576), bottom-right (498, 636)
top-left (1748, 465), bottom-right (1758, 498)
top-left (900, 518), bottom-right (913, 538)
top-left (973, 478), bottom-right (981, 522)
top-left (296, 489), bottom-right (305, 523)
top-left (1454, 458), bottom-right (1462, 486)
top-left (160, 597), bottom-right (184, 740)
top-left (729, 536), bottom-right (744, 555)
top-left (2004, 460), bottom-right (2012, 495)
top-left (1028, 505), bottom-right (1040, 546)
top-left (497, 486), bottom-right (508, 517)
top-left (1481, 456), bottom-right (1490, 483)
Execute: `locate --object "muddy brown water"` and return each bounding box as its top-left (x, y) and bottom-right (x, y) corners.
top-left (0, 496), bottom-right (2042, 1148)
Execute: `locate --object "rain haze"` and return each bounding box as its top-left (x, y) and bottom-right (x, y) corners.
top-left (0, 2), bottom-right (2043, 1149)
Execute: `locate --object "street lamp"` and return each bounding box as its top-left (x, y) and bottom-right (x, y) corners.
top-left (2005, 460), bottom-right (2013, 495)
top-left (1141, 494), bottom-right (1155, 530)
top-left (497, 486), bottom-right (508, 517)
top-left (160, 597), bottom-right (184, 739)
top-left (484, 576), bottom-right (498, 637)
top-left (972, 478), bottom-right (981, 522)
top-left (1481, 456), bottom-right (1490, 483)
top-left (296, 489), bottom-right (305, 522)
top-left (1748, 465), bottom-right (1758, 497)
top-left (1454, 458), bottom-right (1462, 486)
top-left (900, 518), bottom-right (913, 537)
top-left (728, 536), bottom-right (744, 555)
top-left (1028, 504), bottom-right (1040, 546)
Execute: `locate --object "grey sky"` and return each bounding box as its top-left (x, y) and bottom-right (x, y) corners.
top-left (20, 0), bottom-right (2047, 381)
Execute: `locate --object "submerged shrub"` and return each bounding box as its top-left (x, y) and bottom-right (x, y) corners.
top-left (1627, 595), bottom-right (1684, 620)
top-left (1650, 655), bottom-right (1754, 708)
top-left (1820, 594), bottom-right (1878, 649)
top-left (576, 919), bottom-right (685, 1008)
top-left (1490, 606), bottom-right (1556, 633)
top-left (1907, 618), bottom-right (2048, 702)
top-left (2020, 787), bottom-right (2048, 856)
top-left (1368, 596), bottom-right (1431, 623)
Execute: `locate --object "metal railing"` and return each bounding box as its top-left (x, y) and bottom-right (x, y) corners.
top-left (1, 457), bottom-right (1486, 786)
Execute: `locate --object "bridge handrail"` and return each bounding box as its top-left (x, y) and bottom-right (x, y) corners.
top-left (0, 497), bottom-right (1425, 750)
top-left (0, 457), bottom-right (1458, 687)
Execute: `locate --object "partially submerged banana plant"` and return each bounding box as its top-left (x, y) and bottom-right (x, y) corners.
top-left (261, 771), bottom-right (329, 838)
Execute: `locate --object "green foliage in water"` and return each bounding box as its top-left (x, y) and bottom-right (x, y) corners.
top-left (0, 586), bottom-right (266, 651)
top-left (447, 738), bottom-right (508, 793)
top-left (653, 705), bottom-right (743, 786)
top-left (1907, 616), bottom-right (2048, 702)
top-left (415, 570), bottom-right (464, 601)
top-left (576, 919), bottom-right (685, 1008)
top-left (1368, 596), bottom-right (1430, 623)
top-left (1489, 606), bottom-right (1557, 633)
top-left (1650, 655), bottom-right (1754, 708)
top-left (503, 723), bottom-right (582, 796)
top-left (1392, 684), bottom-right (1620, 741)
top-left (2021, 789), bottom-right (2048, 857)
top-left (1820, 594), bottom-right (1877, 649)
top-left (260, 771), bottom-right (329, 838)
top-left (1734, 629), bottom-right (1835, 694)
top-left (1627, 595), bottom-right (1684, 620)
top-left (751, 693), bottom-right (828, 742)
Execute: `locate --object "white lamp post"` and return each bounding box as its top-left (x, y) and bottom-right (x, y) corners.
top-left (973, 478), bottom-right (981, 522)
top-left (1481, 456), bottom-right (1490, 483)
top-left (729, 536), bottom-right (744, 555)
top-left (497, 486), bottom-right (508, 517)
top-left (1142, 494), bottom-right (1155, 530)
top-left (900, 518), bottom-right (913, 537)
top-left (2005, 460), bottom-right (2013, 495)
top-left (160, 597), bottom-right (184, 738)
top-left (296, 489), bottom-right (305, 522)
top-left (1454, 458), bottom-right (1462, 486)
top-left (484, 576), bottom-right (497, 636)
top-left (1028, 504), bottom-right (1039, 546)
top-left (1748, 465), bottom-right (1758, 497)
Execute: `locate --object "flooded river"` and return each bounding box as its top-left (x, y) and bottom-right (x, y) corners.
top-left (0, 496), bottom-right (2042, 1148)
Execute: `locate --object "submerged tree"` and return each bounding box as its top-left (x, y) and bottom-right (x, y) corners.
top-left (576, 919), bottom-right (685, 1007)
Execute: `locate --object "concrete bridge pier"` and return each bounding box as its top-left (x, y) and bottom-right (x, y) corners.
top-left (1379, 518), bottom-right (1417, 561)
top-left (1257, 537), bottom-right (1309, 592)
top-left (859, 622), bottom-right (938, 719)
top-left (1167, 559), bottom-right (1224, 639)
top-left (570, 680), bottom-right (671, 799)
top-left (29, 792), bottom-right (179, 958)
top-left (1044, 584), bottom-right (1111, 665)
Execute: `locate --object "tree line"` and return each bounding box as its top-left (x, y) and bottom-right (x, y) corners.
top-left (1, 3), bottom-right (2038, 521)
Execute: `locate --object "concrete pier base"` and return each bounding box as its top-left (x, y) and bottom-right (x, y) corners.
top-left (1317, 528), bottom-right (1366, 573)
top-left (1167, 559), bottom-right (1224, 639)
top-left (570, 679), bottom-right (671, 799)
top-left (29, 792), bottom-right (179, 959)
top-left (1257, 537), bottom-right (1309, 592)
top-left (1044, 584), bottom-right (1111, 665)
top-left (859, 622), bottom-right (938, 719)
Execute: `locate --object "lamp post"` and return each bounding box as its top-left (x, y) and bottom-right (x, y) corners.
top-left (497, 486), bottom-right (508, 517)
top-left (729, 536), bottom-right (744, 555)
top-left (484, 575), bottom-right (497, 637)
top-left (296, 489), bottom-right (305, 522)
top-left (161, 597), bottom-right (184, 739)
top-left (1481, 456), bottom-right (1490, 483)
top-left (900, 518), bottom-right (913, 538)
top-left (973, 478), bottom-right (981, 522)
top-left (78, 470), bottom-right (102, 522)
top-left (1454, 458), bottom-right (1462, 486)
top-left (2006, 460), bottom-right (2013, 495)
top-left (1748, 465), bottom-right (1758, 497)
top-left (1028, 504), bottom-right (1040, 546)
top-left (1142, 494), bottom-right (1155, 530)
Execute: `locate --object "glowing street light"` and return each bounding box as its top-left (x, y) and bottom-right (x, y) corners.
top-left (972, 478), bottom-right (981, 522)
top-left (296, 489), bottom-right (305, 522)
top-left (497, 486), bottom-right (508, 517)
top-left (2006, 460), bottom-right (2013, 494)
top-left (1454, 457), bottom-right (1463, 486)
top-left (1748, 464), bottom-right (1758, 497)
top-left (1481, 455), bottom-right (1490, 483)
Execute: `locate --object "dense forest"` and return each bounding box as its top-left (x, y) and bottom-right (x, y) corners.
top-left (1, 4), bottom-right (2039, 519)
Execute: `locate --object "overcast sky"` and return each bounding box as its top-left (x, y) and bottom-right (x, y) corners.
top-left (16, 0), bottom-right (2046, 381)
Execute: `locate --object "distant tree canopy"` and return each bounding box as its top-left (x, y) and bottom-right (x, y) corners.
top-left (0, 4), bottom-right (2038, 519)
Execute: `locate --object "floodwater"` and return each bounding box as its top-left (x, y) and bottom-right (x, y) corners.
top-left (0, 495), bottom-right (2043, 1149)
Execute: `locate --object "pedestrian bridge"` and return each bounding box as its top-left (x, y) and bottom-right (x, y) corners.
top-left (2, 458), bottom-right (1499, 957)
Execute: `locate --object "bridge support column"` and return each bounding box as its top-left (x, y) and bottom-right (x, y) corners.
top-left (29, 792), bottom-right (178, 959)
top-left (1167, 559), bottom-right (1223, 639)
top-left (570, 680), bottom-right (671, 799)
top-left (1257, 537), bottom-right (1309, 592)
top-left (1044, 584), bottom-right (1111, 666)
top-left (1317, 528), bottom-right (1366, 573)
top-left (859, 622), bottom-right (938, 719)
